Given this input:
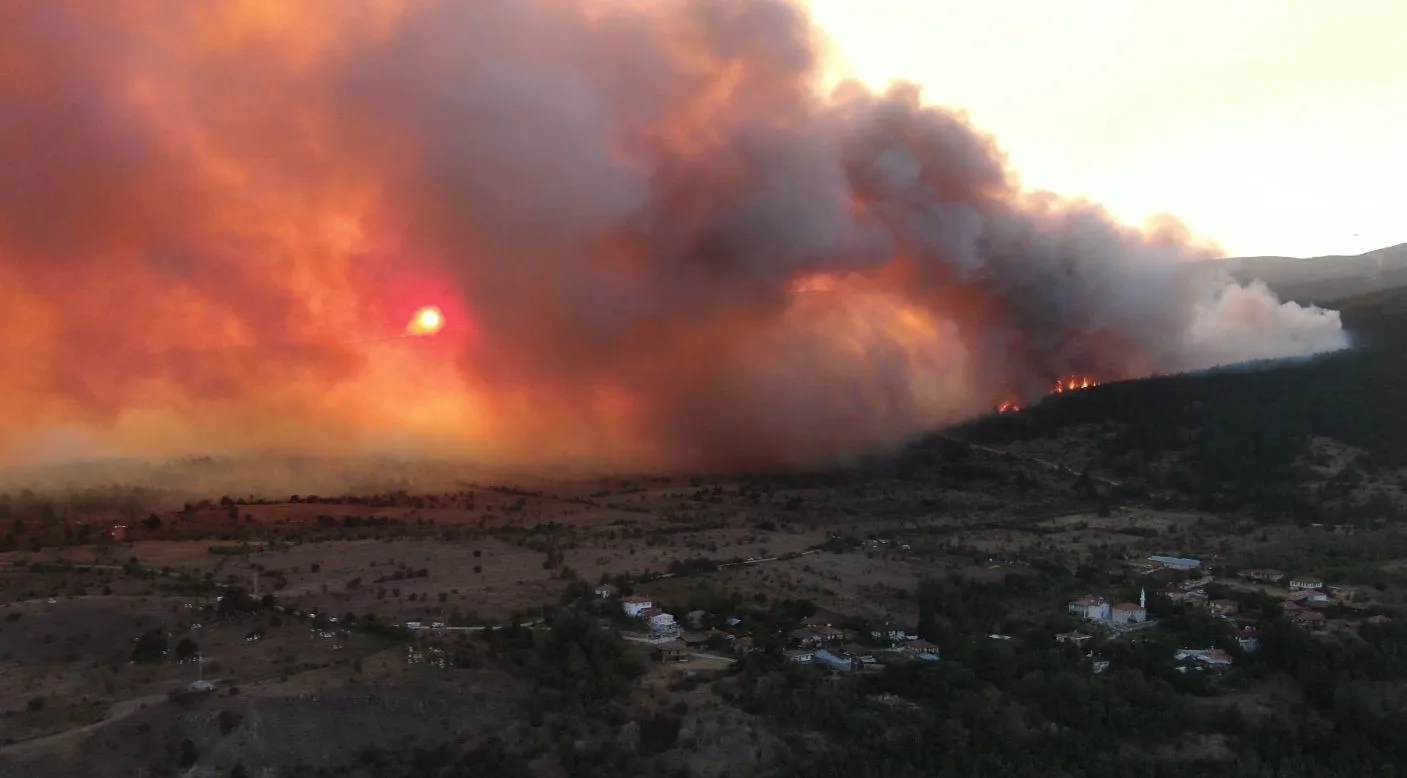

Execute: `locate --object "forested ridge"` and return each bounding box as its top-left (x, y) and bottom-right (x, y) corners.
top-left (949, 291), bottom-right (1407, 524)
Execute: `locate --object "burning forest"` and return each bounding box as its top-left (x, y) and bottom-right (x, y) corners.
top-left (0, 0), bottom-right (1349, 474)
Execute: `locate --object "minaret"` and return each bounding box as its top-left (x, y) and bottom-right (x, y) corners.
top-left (1139, 587), bottom-right (1146, 610)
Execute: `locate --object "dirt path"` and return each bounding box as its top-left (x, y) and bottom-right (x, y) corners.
top-left (0, 694), bottom-right (167, 756)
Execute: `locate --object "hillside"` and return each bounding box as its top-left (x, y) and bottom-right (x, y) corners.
top-left (949, 285), bottom-right (1407, 524)
top-left (1201, 243), bottom-right (1407, 305)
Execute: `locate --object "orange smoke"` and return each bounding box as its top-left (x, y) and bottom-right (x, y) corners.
top-left (0, 0), bottom-right (1346, 474)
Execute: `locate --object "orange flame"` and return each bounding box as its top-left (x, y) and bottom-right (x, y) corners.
top-left (1051, 375), bottom-right (1100, 394)
top-left (994, 375), bottom-right (1100, 414)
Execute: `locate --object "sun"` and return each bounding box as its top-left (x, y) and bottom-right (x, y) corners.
top-left (406, 306), bottom-right (445, 336)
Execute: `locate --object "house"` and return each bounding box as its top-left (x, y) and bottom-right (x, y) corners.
top-left (785, 649), bottom-right (814, 663)
top-left (1175, 648), bottom-right (1234, 668)
top-left (1149, 555), bottom-right (1202, 571)
top-left (654, 640), bottom-right (688, 662)
top-left (648, 611), bottom-right (681, 640)
top-left (788, 628), bottom-right (824, 648)
top-left (1295, 610), bottom-right (1327, 630)
top-left (809, 624), bottom-right (846, 643)
top-left (1069, 596), bottom-right (1111, 622)
top-left (1160, 585), bottom-right (1194, 604)
top-left (1329, 585), bottom-right (1357, 602)
top-left (842, 644), bottom-right (878, 666)
top-left (1305, 591), bottom-right (1331, 605)
top-left (1207, 599), bottom-right (1240, 617)
top-left (1180, 575), bottom-right (1214, 590)
top-left (594, 584), bottom-right (619, 599)
top-left (1290, 576), bottom-right (1324, 591)
top-left (902, 639), bottom-right (940, 657)
top-left (870, 623), bottom-right (906, 644)
top-left (1110, 602), bottom-right (1147, 627)
top-left (1235, 627), bottom-right (1259, 653)
top-left (1056, 631), bottom-right (1093, 646)
top-left (1086, 653), bottom-right (1111, 674)
top-left (1242, 569), bottom-right (1284, 584)
top-left (621, 595), bottom-right (653, 618)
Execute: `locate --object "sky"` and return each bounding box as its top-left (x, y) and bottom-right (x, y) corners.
top-left (806, 0), bottom-right (1407, 258)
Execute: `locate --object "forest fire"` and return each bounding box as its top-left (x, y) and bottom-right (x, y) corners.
top-left (995, 375), bottom-right (1102, 414)
top-left (0, 0), bottom-right (1348, 472)
top-left (1052, 376), bottom-right (1101, 394)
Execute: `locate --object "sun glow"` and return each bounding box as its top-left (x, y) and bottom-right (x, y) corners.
top-left (406, 306), bottom-right (444, 336)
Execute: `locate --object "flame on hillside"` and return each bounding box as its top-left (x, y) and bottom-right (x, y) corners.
top-left (996, 375), bottom-right (1103, 413)
top-left (1052, 375), bottom-right (1101, 394)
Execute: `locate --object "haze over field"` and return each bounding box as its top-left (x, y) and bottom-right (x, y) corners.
top-left (0, 0), bottom-right (1348, 474)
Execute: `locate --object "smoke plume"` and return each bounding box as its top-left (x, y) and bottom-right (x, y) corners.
top-left (0, 0), bottom-right (1347, 474)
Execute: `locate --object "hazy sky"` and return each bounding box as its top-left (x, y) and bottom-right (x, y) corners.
top-left (807, 0), bottom-right (1406, 258)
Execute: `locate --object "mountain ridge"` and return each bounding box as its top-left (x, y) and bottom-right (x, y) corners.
top-left (1205, 243), bottom-right (1407, 305)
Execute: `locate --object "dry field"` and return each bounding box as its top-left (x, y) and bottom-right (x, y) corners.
top-left (7, 445), bottom-right (1407, 776)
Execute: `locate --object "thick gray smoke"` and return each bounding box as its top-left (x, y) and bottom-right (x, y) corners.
top-left (0, 0), bottom-right (1348, 474)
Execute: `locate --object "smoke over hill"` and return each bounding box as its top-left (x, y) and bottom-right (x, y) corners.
top-left (0, 0), bottom-right (1347, 473)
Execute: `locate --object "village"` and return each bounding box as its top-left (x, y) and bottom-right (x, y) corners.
top-left (1056, 554), bottom-right (1390, 674)
top-left (396, 549), bottom-right (1398, 685)
top-left (4, 475), bottom-right (1407, 777)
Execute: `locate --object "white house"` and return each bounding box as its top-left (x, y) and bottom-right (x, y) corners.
top-left (1068, 596), bottom-right (1111, 622)
top-left (1110, 602), bottom-right (1147, 627)
top-left (648, 611), bottom-right (681, 640)
top-left (870, 623), bottom-right (906, 644)
top-left (1290, 576), bottom-right (1324, 592)
top-left (621, 594), bottom-right (653, 618)
top-left (594, 584), bottom-right (619, 599)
